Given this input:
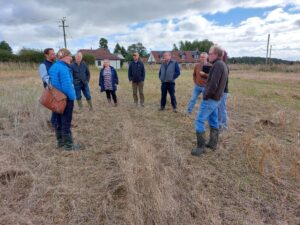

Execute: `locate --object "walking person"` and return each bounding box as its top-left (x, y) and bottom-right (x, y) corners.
top-left (70, 52), bottom-right (93, 111)
top-left (191, 45), bottom-right (228, 156)
top-left (99, 59), bottom-right (119, 106)
top-left (49, 48), bottom-right (82, 151)
top-left (159, 51), bottom-right (180, 112)
top-left (187, 52), bottom-right (210, 114)
top-left (128, 52), bottom-right (145, 107)
top-left (38, 48), bottom-right (57, 128)
top-left (218, 51), bottom-right (229, 132)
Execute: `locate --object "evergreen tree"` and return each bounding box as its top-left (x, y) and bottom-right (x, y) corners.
top-left (99, 38), bottom-right (108, 49)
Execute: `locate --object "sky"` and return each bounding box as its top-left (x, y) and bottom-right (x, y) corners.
top-left (0, 0), bottom-right (300, 60)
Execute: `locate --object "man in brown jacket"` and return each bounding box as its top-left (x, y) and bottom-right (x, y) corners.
top-left (187, 52), bottom-right (210, 114)
top-left (191, 45), bottom-right (228, 156)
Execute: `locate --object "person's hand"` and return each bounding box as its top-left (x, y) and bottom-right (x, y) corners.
top-left (46, 83), bottom-right (52, 89)
top-left (200, 71), bottom-right (205, 75)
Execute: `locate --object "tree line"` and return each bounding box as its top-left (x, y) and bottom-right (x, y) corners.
top-left (1, 39), bottom-right (297, 65)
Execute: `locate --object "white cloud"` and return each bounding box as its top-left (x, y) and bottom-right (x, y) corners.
top-left (0, 0), bottom-right (299, 60)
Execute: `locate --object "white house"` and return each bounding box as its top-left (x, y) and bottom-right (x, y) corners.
top-left (79, 48), bottom-right (122, 69)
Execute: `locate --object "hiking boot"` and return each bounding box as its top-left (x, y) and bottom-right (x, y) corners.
top-left (206, 127), bottom-right (219, 150)
top-left (191, 132), bottom-right (206, 156)
top-left (173, 108), bottom-right (178, 113)
top-left (77, 100), bottom-right (83, 110)
top-left (159, 107), bottom-right (165, 111)
top-left (87, 100), bottom-right (93, 111)
top-left (62, 133), bottom-right (83, 151)
top-left (55, 131), bottom-right (64, 148)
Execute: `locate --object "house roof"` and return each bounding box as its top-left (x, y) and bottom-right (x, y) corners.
top-left (149, 50), bottom-right (202, 63)
top-left (78, 48), bottom-right (121, 60)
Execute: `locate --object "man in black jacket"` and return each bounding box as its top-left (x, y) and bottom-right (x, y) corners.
top-left (70, 52), bottom-right (93, 110)
top-left (128, 52), bottom-right (146, 107)
top-left (192, 45), bottom-right (228, 156)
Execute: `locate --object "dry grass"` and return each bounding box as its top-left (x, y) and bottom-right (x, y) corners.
top-left (229, 63), bottom-right (300, 73)
top-left (0, 66), bottom-right (299, 225)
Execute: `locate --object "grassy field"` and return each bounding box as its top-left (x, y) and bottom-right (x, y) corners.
top-left (0, 65), bottom-right (299, 225)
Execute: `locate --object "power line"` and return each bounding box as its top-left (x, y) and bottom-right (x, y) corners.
top-left (59, 17), bottom-right (69, 48)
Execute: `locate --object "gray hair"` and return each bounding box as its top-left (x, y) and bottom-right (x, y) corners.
top-left (200, 52), bottom-right (208, 57)
top-left (76, 51), bottom-right (83, 58)
top-left (210, 45), bottom-right (224, 58)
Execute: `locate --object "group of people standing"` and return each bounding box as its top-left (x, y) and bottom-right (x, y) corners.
top-left (38, 45), bottom-right (228, 155)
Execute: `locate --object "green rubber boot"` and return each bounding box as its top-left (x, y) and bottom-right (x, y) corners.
top-left (206, 127), bottom-right (219, 150)
top-left (62, 133), bottom-right (82, 151)
top-left (191, 132), bottom-right (206, 156)
top-left (77, 100), bottom-right (83, 110)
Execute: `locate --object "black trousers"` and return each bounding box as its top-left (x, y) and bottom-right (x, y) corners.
top-left (160, 82), bottom-right (177, 109)
top-left (105, 90), bottom-right (117, 103)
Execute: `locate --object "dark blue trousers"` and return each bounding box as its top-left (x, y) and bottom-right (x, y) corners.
top-left (55, 100), bottom-right (74, 135)
top-left (160, 82), bottom-right (177, 109)
top-left (51, 112), bottom-right (57, 128)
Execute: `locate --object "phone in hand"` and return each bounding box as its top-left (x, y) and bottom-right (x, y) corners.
top-left (202, 65), bottom-right (211, 74)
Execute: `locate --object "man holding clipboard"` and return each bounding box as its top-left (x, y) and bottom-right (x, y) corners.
top-left (187, 52), bottom-right (211, 114)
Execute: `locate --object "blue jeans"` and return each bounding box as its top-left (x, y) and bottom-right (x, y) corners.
top-left (218, 93), bottom-right (228, 130)
top-left (161, 82), bottom-right (177, 109)
top-left (74, 82), bottom-right (91, 100)
top-left (195, 99), bottom-right (220, 133)
top-left (56, 100), bottom-right (74, 135)
top-left (187, 85), bottom-right (205, 113)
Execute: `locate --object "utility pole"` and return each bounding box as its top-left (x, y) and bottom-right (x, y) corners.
top-left (59, 17), bottom-right (69, 48)
top-left (268, 45), bottom-right (272, 65)
top-left (266, 34), bottom-right (270, 65)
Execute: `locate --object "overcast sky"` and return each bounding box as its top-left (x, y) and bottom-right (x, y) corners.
top-left (0, 0), bottom-right (300, 60)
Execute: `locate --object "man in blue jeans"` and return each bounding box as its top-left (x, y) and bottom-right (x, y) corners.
top-left (159, 52), bottom-right (180, 112)
top-left (70, 52), bottom-right (93, 111)
top-left (218, 51), bottom-right (229, 132)
top-left (191, 45), bottom-right (228, 156)
top-left (187, 52), bottom-right (210, 114)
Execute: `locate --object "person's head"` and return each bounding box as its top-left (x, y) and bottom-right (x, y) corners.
top-left (103, 59), bottom-right (110, 68)
top-left (208, 45), bottom-right (224, 63)
top-left (163, 51), bottom-right (171, 62)
top-left (57, 48), bottom-right (72, 64)
top-left (133, 52), bottom-right (139, 61)
top-left (75, 52), bottom-right (83, 64)
top-left (199, 52), bottom-right (208, 64)
top-left (44, 48), bottom-right (56, 62)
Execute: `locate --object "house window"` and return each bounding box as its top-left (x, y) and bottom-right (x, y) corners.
top-left (181, 54), bottom-right (185, 60)
top-left (97, 60), bottom-right (101, 66)
top-left (194, 54), bottom-right (199, 59)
